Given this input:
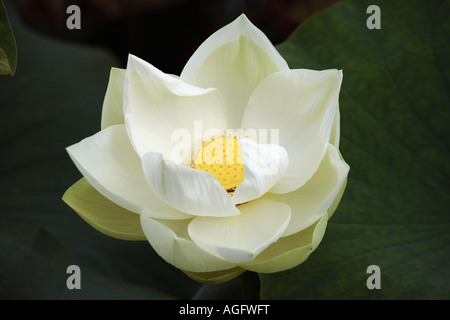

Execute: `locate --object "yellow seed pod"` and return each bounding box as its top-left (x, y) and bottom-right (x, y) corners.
top-left (195, 138), bottom-right (244, 191)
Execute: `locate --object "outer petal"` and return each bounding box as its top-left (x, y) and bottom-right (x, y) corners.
top-left (188, 199), bottom-right (291, 263)
top-left (241, 69), bottom-right (343, 194)
top-left (329, 102), bottom-right (341, 149)
top-left (231, 138), bottom-right (289, 205)
top-left (63, 178), bottom-right (146, 241)
top-left (101, 67), bottom-right (126, 130)
top-left (182, 267), bottom-right (245, 285)
top-left (141, 152), bottom-right (239, 217)
top-left (140, 215), bottom-right (237, 272)
top-left (180, 14), bottom-right (289, 128)
top-left (328, 178), bottom-right (347, 220)
top-left (264, 143), bottom-right (349, 237)
top-left (124, 54), bottom-right (227, 161)
top-left (67, 124), bottom-right (191, 220)
top-left (241, 214), bottom-right (328, 273)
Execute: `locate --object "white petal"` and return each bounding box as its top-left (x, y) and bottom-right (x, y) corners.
top-left (329, 102), bottom-right (341, 149)
top-left (141, 152), bottom-right (240, 217)
top-left (63, 178), bottom-right (146, 241)
top-left (188, 199), bottom-right (291, 263)
top-left (242, 69), bottom-right (343, 193)
top-left (231, 138), bottom-right (289, 205)
top-left (241, 214), bottom-right (328, 273)
top-left (183, 267), bottom-right (245, 285)
top-left (140, 215), bottom-right (237, 272)
top-left (264, 143), bottom-right (349, 237)
top-left (67, 124), bottom-right (191, 220)
top-left (124, 54), bottom-right (227, 161)
top-left (180, 14), bottom-right (289, 128)
top-left (101, 67), bottom-right (126, 130)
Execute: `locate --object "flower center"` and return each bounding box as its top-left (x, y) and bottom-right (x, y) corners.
top-left (195, 137), bottom-right (244, 192)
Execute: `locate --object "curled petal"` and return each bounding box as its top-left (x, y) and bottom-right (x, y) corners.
top-left (67, 125), bottom-right (191, 220)
top-left (142, 152), bottom-right (240, 217)
top-left (140, 215), bottom-right (237, 273)
top-left (124, 54), bottom-right (227, 160)
top-left (188, 199), bottom-right (291, 263)
top-left (242, 69), bottom-right (343, 194)
top-left (329, 102), bottom-right (341, 149)
top-left (241, 214), bottom-right (328, 273)
top-left (265, 143), bottom-right (349, 237)
top-left (232, 138), bottom-right (289, 205)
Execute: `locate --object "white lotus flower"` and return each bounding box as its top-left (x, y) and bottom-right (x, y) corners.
top-left (63, 14), bottom-right (349, 284)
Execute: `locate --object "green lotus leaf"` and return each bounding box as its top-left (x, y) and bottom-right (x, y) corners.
top-left (260, 0), bottom-right (450, 299)
top-left (0, 0), bottom-right (16, 75)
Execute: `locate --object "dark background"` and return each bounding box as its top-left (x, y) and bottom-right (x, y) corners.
top-left (14, 0), bottom-right (342, 74)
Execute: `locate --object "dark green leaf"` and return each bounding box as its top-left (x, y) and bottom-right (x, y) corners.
top-left (0, 225), bottom-right (176, 299)
top-left (260, 0), bottom-right (450, 299)
top-left (0, 2), bottom-right (201, 299)
top-left (0, 0), bottom-right (16, 75)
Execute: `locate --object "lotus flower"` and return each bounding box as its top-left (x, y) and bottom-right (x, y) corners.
top-left (63, 14), bottom-right (349, 284)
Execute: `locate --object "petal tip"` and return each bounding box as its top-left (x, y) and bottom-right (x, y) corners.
top-left (236, 13), bottom-right (250, 25)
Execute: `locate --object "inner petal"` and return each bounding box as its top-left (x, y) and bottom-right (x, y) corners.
top-left (194, 138), bottom-right (244, 192)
